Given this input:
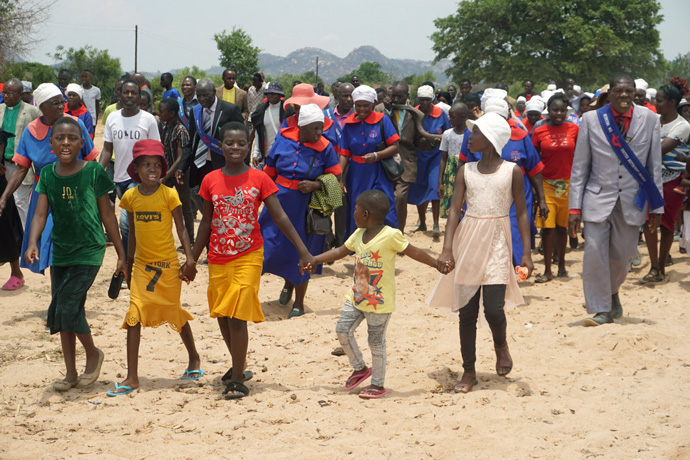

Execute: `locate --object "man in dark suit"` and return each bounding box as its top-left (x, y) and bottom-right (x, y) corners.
top-left (178, 78), bottom-right (244, 187)
top-left (387, 81), bottom-right (420, 232)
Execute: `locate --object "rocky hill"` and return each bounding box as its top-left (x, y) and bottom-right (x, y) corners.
top-left (258, 45), bottom-right (452, 83)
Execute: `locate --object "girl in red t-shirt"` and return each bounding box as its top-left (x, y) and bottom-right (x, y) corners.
top-left (193, 121), bottom-right (315, 399)
top-left (531, 94), bottom-right (579, 283)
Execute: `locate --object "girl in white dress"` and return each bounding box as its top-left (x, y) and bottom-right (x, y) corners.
top-left (430, 113), bottom-right (534, 393)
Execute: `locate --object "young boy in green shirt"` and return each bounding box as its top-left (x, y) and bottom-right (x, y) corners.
top-left (25, 117), bottom-right (127, 392)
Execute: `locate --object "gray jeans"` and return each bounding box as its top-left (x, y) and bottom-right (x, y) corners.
top-left (335, 301), bottom-right (392, 387)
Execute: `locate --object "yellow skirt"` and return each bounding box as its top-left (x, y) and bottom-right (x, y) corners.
top-left (207, 247), bottom-right (265, 323)
top-left (536, 178), bottom-right (570, 229)
top-left (122, 259), bottom-right (193, 333)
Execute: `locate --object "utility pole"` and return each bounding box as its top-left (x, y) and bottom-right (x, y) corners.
top-left (134, 25), bottom-right (138, 72)
top-left (315, 56), bottom-right (319, 82)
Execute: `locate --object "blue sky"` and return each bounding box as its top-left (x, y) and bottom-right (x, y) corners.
top-left (28, 0), bottom-right (688, 74)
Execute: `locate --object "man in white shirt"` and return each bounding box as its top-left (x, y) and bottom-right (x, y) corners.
top-left (99, 79), bottom-right (160, 255)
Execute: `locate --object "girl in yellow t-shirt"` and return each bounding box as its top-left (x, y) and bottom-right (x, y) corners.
top-left (303, 190), bottom-right (439, 399)
top-left (107, 140), bottom-right (199, 397)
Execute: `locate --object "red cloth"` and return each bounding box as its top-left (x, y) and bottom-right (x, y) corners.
top-left (531, 122), bottom-right (580, 179)
top-left (199, 168), bottom-right (278, 264)
top-left (644, 101), bottom-right (657, 114)
top-left (612, 105), bottom-right (634, 133)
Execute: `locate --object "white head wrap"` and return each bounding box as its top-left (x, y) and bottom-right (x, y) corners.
top-left (646, 88), bottom-right (657, 101)
top-left (483, 98), bottom-right (510, 120)
top-left (480, 88), bottom-right (507, 111)
top-left (416, 85), bottom-right (435, 99)
top-left (516, 96), bottom-right (526, 104)
top-left (466, 112), bottom-right (511, 154)
top-left (546, 83), bottom-right (557, 91)
top-left (65, 83), bottom-right (84, 100)
top-left (573, 85), bottom-right (581, 95)
top-left (634, 78), bottom-right (649, 91)
top-left (352, 85), bottom-right (378, 104)
top-left (541, 90), bottom-right (555, 101)
top-left (525, 98), bottom-right (545, 113)
top-left (33, 83), bottom-right (63, 109)
top-left (298, 104), bottom-right (324, 127)
top-left (21, 81), bottom-right (32, 93)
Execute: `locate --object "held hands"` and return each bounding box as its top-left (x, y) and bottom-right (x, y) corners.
top-left (180, 260), bottom-right (197, 284)
top-left (437, 186), bottom-right (444, 199)
top-left (436, 249), bottom-right (455, 274)
top-left (298, 180), bottom-right (320, 194)
top-left (568, 214), bottom-right (581, 239)
top-left (298, 253), bottom-right (317, 275)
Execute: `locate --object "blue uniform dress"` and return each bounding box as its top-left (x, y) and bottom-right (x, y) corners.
top-left (280, 114), bottom-right (339, 149)
top-left (407, 105), bottom-right (451, 205)
top-left (339, 112), bottom-right (400, 239)
top-left (13, 116), bottom-right (97, 274)
top-left (461, 119), bottom-right (544, 266)
top-left (259, 126), bottom-right (342, 285)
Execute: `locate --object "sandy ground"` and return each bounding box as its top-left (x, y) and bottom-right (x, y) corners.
top-left (1, 124), bottom-right (689, 459)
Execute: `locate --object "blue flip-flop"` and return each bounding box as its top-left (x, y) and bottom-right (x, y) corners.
top-left (180, 369), bottom-right (205, 380)
top-left (106, 382), bottom-right (136, 397)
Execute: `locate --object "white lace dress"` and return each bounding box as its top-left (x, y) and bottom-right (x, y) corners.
top-left (429, 161), bottom-right (524, 314)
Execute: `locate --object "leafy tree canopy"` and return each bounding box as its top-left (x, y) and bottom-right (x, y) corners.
top-left (0, 61), bottom-right (55, 90)
top-left (339, 62), bottom-right (393, 86)
top-left (214, 27), bottom-right (261, 86)
top-left (50, 45), bottom-right (122, 109)
top-left (431, 0), bottom-right (666, 87)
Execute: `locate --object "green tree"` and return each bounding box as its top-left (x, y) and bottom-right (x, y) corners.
top-left (0, 61), bottom-right (56, 89)
top-left (214, 27), bottom-right (261, 86)
top-left (657, 54), bottom-right (690, 87)
top-left (50, 45), bottom-right (122, 110)
top-left (402, 71), bottom-right (437, 98)
top-left (431, 0), bottom-right (666, 87)
top-left (0, 0), bottom-right (50, 66)
top-left (339, 62), bottom-right (392, 86)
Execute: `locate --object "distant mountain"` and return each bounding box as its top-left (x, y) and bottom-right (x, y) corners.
top-left (258, 45), bottom-right (452, 84)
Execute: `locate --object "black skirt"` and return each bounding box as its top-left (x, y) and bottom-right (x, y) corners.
top-left (0, 172), bottom-right (24, 263)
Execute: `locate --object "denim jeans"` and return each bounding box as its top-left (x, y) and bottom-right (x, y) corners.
top-left (335, 300), bottom-right (392, 387)
top-left (116, 179), bottom-right (137, 258)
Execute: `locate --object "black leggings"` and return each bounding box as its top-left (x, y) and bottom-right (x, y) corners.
top-left (458, 284), bottom-right (507, 371)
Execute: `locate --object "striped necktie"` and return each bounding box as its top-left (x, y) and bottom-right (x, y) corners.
top-left (194, 108), bottom-right (213, 168)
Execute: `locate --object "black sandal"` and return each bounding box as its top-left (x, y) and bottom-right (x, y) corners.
top-left (221, 368), bottom-right (254, 385)
top-left (223, 381), bottom-right (249, 399)
top-left (279, 284), bottom-right (294, 305)
top-left (641, 267), bottom-right (663, 283)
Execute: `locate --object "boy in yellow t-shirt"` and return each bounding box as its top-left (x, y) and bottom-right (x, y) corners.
top-left (303, 190), bottom-right (440, 399)
top-left (107, 139), bottom-right (199, 397)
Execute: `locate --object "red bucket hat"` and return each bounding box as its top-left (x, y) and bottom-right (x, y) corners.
top-left (283, 83), bottom-right (330, 110)
top-left (126, 139), bottom-right (168, 182)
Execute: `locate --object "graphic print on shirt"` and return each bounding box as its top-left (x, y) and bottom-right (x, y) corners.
top-left (111, 129), bottom-right (142, 140)
top-left (211, 186), bottom-right (261, 255)
top-left (352, 256), bottom-right (384, 308)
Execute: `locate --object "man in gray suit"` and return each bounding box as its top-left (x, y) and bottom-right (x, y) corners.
top-left (0, 79), bottom-right (41, 225)
top-left (569, 75), bottom-right (663, 326)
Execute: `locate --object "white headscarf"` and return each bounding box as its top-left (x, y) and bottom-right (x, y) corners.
top-left (546, 83), bottom-right (557, 91)
top-left (21, 81), bottom-right (32, 93)
top-left (417, 85), bottom-right (435, 99)
top-left (525, 98), bottom-right (545, 113)
top-left (646, 88), bottom-right (657, 101)
top-left (516, 96), bottom-right (527, 104)
top-left (298, 104), bottom-right (324, 126)
top-left (352, 85), bottom-right (377, 104)
top-left (466, 112), bottom-right (511, 154)
top-left (65, 83), bottom-right (83, 100)
top-left (480, 88), bottom-right (507, 111)
top-left (635, 78), bottom-right (649, 91)
top-left (33, 83), bottom-right (63, 108)
top-left (483, 98), bottom-right (510, 120)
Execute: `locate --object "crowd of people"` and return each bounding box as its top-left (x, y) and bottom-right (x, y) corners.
top-left (0, 67), bottom-right (688, 399)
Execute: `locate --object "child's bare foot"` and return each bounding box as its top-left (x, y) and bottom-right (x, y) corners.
top-left (454, 371), bottom-right (477, 393)
top-left (343, 366), bottom-right (372, 390)
top-left (359, 384), bottom-right (389, 399)
top-left (495, 344), bottom-right (513, 376)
